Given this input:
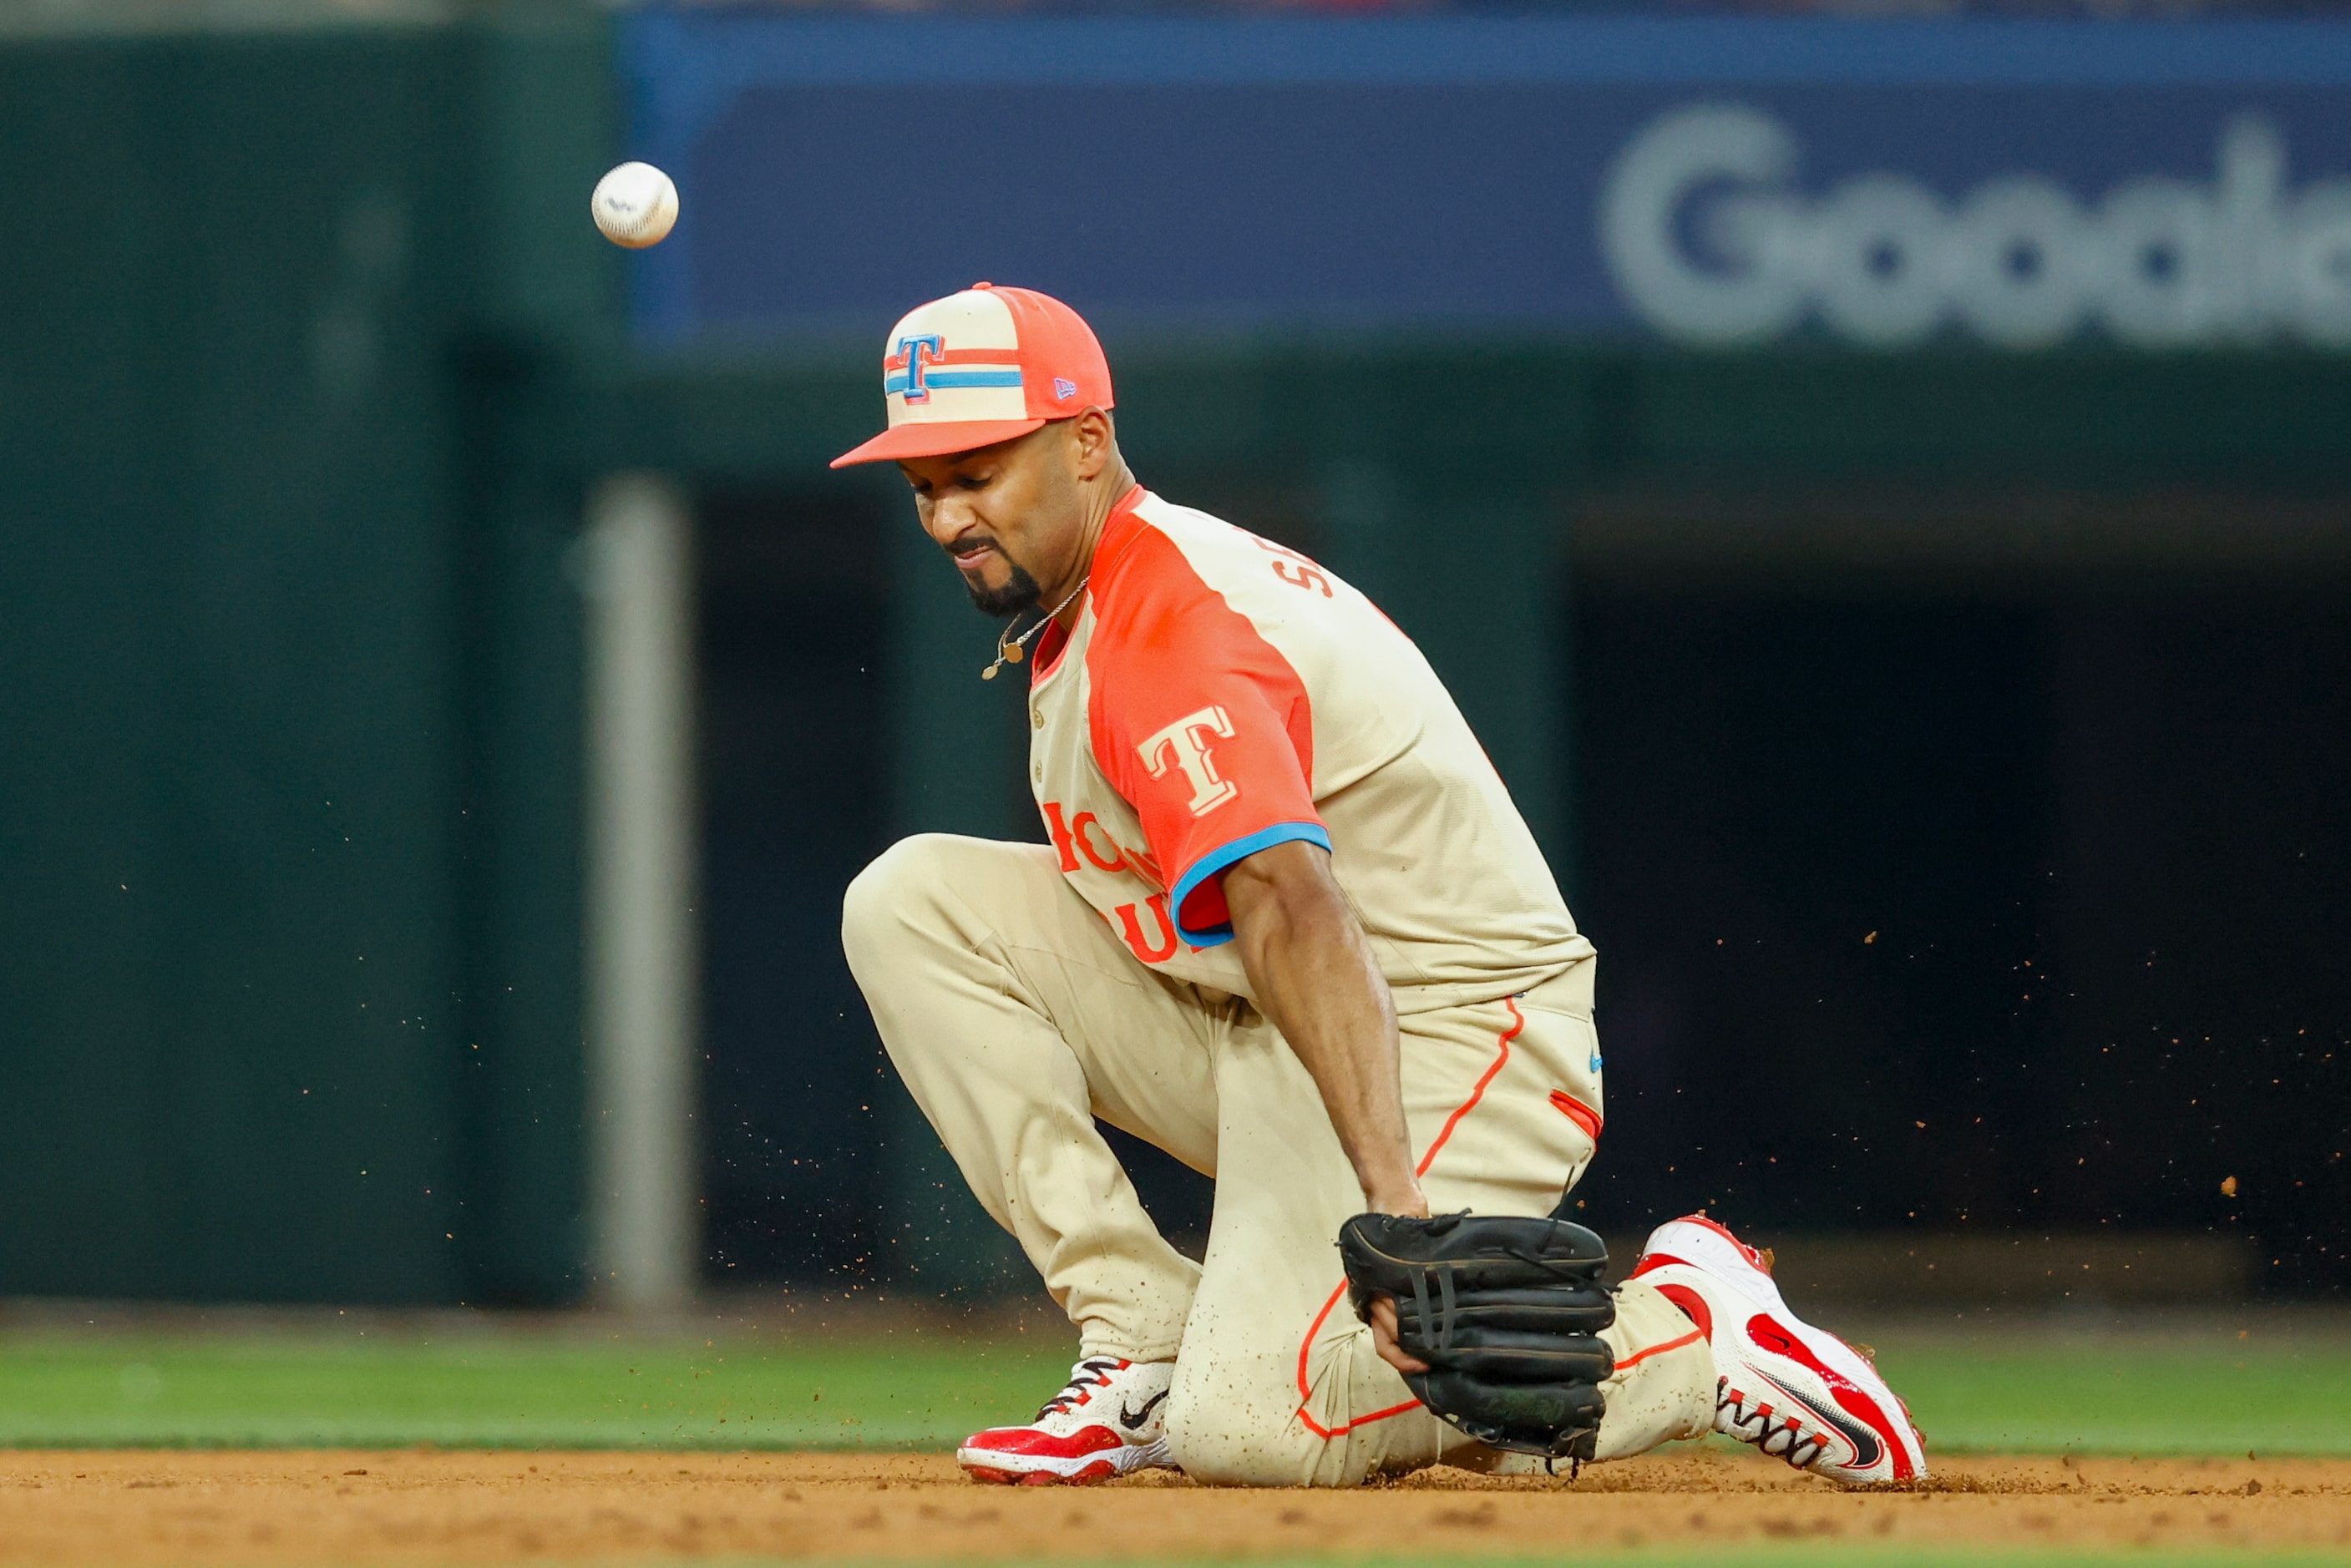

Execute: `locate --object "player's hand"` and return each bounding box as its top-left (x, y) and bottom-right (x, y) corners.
top-left (1368, 1295), bottom-right (1431, 1375)
top-left (1361, 1180), bottom-right (1432, 1373)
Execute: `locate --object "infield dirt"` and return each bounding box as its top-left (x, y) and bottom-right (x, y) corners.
top-left (0, 1448), bottom-right (2344, 1564)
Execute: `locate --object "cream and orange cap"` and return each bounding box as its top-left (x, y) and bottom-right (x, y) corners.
top-left (830, 282), bottom-right (1114, 468)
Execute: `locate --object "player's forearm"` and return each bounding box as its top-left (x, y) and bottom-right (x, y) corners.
top-left (1223, 842), bottom-right (1426, 1216)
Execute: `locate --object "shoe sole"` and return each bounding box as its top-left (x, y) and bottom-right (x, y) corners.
top-left (957, 1435), bottom-right (1172, 1486)
top-left (1642, 1216), bottom-right (1924, 1482)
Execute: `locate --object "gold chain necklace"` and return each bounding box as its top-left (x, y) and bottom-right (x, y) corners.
top-left (980, 577), bottom-right (1090, 681)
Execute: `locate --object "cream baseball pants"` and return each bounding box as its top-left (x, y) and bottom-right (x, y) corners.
top-left (841, 833), bottom-right (1713, 1486)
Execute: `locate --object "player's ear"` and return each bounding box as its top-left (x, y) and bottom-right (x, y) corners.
top-left (1070, 407), bottom-right (1115, 482)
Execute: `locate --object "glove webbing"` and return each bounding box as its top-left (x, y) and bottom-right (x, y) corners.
top-left (1403, 1261), bottom-right (1459, 1353)
top-left (1396, 1231), bottom-right (1600, 1353)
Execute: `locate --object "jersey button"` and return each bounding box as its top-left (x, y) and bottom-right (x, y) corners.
top-left (1031, 707), bottom-right (1043, 729)
top-left (1031, 761), bottom-right (1044, 784)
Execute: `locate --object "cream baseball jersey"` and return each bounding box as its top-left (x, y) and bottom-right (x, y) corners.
top-left (1026, 486), bottom-right (1593, 1014)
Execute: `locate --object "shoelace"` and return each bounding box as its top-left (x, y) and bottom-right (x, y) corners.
top-left (1034, 1357), bottom-right (1123, 1420)
top-left (1718, 1378), bottom-right (1832, 1469)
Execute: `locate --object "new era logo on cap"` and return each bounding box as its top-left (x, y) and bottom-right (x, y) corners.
top-left (831, 283), bottom-right (1115, 468)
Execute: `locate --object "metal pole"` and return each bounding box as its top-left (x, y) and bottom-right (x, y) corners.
top-left (581, 473), bottom-right (700, 1313)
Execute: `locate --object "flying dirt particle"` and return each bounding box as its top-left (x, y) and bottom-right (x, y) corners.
top-left (2222, 1176), bottom-right (2239, 1197)
top-left (1864, 932), bottom-right (1877, 944)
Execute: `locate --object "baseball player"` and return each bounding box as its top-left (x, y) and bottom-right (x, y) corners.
top-left (836, 284), bottom-right (1926, 1488)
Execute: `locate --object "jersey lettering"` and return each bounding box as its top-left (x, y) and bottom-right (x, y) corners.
top-left (1071, 811), bottom-right (1129, 873)
top-left (1041, 800), bottom-right (1082, 873)
top-left (1269, 559), bottom-right (1333, 596)
top-left (1113, 893), bottom-right (1182, 963)
top-left (1137, 705), bottom-right (1240, 817)
top-left (1041, 798), bottom-right (1162, 883)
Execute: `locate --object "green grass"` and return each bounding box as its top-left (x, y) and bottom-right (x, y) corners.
top-left (0, 1328), bottom-right (1077, 1449)
top-left (0, 1318), bottom-right (2343, 1454)
top-left (1863, 1323), bottom-right (2351, 1455)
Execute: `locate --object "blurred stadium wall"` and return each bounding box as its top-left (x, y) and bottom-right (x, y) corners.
top-left (0, 0), bottom-right (612, 1304)
top-left (3, 2), bottom-right (2347, 1307)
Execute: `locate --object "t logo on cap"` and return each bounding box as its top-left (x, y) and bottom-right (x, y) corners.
top-left (889, 335), bottom-right (945, 403)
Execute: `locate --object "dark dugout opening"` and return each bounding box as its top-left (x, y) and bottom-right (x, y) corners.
top-left (1569, 493), bottom-right (2351, 1292)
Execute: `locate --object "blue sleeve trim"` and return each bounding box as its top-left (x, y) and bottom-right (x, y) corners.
top-left (1168, 821), bottom-right (1332, 948)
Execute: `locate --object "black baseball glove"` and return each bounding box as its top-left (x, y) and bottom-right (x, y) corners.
top-left (1337, 1196), bottom-right (1614, 1462)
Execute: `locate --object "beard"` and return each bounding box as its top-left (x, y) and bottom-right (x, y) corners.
top-left (956, 543), bottom-right (1045, 619)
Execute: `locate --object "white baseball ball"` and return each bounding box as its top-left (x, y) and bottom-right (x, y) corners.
top-left (591, 162), bottom-right (678, 249)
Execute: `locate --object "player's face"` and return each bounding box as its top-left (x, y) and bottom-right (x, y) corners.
top-left (899, 423), bottom-right (1088, 618)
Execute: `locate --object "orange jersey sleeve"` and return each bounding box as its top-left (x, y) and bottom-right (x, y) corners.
top-left (1085, 515), bottom-right (1327, 946)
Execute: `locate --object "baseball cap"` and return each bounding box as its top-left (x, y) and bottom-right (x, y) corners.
top-left (829, 282), bottom-right (1114, 468)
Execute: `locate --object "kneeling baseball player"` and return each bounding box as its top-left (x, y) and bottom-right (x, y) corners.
top-left (837, 284), bottom-right (1927, 1489)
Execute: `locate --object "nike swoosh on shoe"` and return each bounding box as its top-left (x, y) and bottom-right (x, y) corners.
top-left (1118, 1389), bottom-right (1169, 1432)
top-left (1756, 1373), bottom-right (1883, 1471)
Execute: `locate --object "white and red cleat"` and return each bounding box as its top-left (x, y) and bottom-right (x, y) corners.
top-left (956, 1355), bottom-right (1176, 1485)
top-left (1631, 1215), bottom-right (1927, 1485)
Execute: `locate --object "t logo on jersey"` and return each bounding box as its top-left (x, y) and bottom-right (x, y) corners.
top-left (1139, 706), bottom-right (1239, 817)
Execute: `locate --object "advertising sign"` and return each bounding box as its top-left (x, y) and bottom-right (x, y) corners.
top-left (623, 13), bottom-right (2351, 351)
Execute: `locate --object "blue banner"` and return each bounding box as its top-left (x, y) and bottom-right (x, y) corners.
top-left (622, 14), bottom-right (2351, 352)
